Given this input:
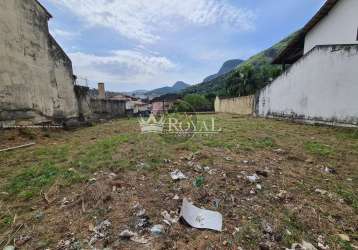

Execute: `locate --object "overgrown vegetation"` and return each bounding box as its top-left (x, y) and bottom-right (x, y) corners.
top-left (184, 32), bottom-right (298, 97)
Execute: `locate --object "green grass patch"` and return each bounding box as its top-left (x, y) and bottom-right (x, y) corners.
top-left (304, 142), bottom-right (333, 156)
top-left (6, 161), bottom-right (60, 199)
top-left (335, 185), bottom-right (358, 213)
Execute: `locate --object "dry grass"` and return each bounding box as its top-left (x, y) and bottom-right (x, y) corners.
top-left (0, 114), bottom-right (357, 249)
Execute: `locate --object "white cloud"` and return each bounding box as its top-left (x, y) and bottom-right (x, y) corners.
top-left (50, 28), bottom-right (79, 40)
top-left (48, 0), bottom-right (255, 44)
top-left (69, 50), bottom-right (176, 87)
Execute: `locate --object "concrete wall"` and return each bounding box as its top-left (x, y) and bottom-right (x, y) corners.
top-left (215, 96), bottom-right (254, 115)
top-left (0, 0), bottom-right (78, 124)
top-left (89, 99), bottom-right (126, 120)
top-left (304, 0), bottom-right (358, 54)
top-left (257, 44), bottom-right (358, 126)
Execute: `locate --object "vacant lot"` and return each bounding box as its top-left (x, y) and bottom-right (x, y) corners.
top-left (0, 114), bottom-right (357, 249)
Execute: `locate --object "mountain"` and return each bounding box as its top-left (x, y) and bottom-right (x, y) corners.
top-left (183, 32), bottom-right (298, 97)
top-left (203, 59), bottom-right (244, 82)
top-left (146, 81), bottom-right (190, 97)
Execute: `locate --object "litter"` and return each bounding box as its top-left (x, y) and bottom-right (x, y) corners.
top-left (150, 225), bottom-right (165, 236)
top-left (286, 240), bottom-right (317, 250)
top-left (180, 198), bottom-right (223, 232)
top-left (161, 211), bottom-right (179, 225)
top-left (119, 230), bottom-right (149, 244)
top-left (170, 170), bottom-right (187, 180)
top-left (247, 174), bottom-right (260, 183)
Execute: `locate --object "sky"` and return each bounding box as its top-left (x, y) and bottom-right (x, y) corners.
top-left (41, 0), bottom-right (325, 92)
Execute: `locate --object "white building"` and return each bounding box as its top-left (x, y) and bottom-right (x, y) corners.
top-left (257, 0), bottom-right (358, 126)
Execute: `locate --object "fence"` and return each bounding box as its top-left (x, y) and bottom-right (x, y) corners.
top-left (214, 95), bottom-right (255, 115)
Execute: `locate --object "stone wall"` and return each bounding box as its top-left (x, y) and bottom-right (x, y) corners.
top-left (214, 96), bottom-right (254, 115)
top-left (0, 0), bottom-right (78, 124)
top-left (257, 44), bottom-right (358, 127)
top-left (74, 85), bottom-right (126, 121)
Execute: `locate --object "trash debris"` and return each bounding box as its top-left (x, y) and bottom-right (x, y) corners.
top-left (57, 233), bottom-right (80, 250)
top-left (317, 235), bottom-right (329, 250)
top-left (88, 178), bottom-right (97, 183)
top-left (224, 157), bottom-right (232, 161)
top-left (247, 174), bottom-right (260, 183)
top-left (15, 235), bottom-right (32, 247)
top-left (3, 246), bottom-right (15, 250)
top-left (286, 241), bottom-right (318, 250)
top-left (194, 164), bottom-right (203, 172)
top-left (170, 170), bottom-right (187, 180)
top-left (250, 189), bottom-right (256, 195)
top-left (273, 148), bottom-right (287, 154)
top-left (193, 176), bottom-right (205, 187)
top-left (131, 236), bottom-right (149, 244)
top-left (161, 211), bottom-right (179, 225)
top-left (256, 184), bottom-right (262, 190)
top-left (0, 142), bottom-right (36, 153)
top-left (150, 224), bottom-right (165, 236)
top-left (323, 167), bottom-right (337, 174)
top-left (89, 220), bottom-right (112, 246)
top-left (337, 234), bottom-right (350, 242)
top-left (262, 222), bottom-right (273, 234)
top-left (315, 189), bottom-right (328, 195)
top-left (212, 198), bottom-right (221, 209)
top-left (180, 198), bottom-right (223, 232)
top-left (173, 194), bottom-right (180, 200)
top-left (119, 230), bottom-right (149, 244)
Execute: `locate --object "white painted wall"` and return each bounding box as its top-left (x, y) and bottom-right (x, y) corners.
top-left (257, 45), bottom-right (358, 125)
top-left (304, 0), bottom-right (358, 54)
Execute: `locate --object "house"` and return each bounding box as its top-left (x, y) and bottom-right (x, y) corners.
top-left (257, 0), bottom-right (358, 126)
top-left (151, 94), bottom-right (181, 115)
top-left (0, 0), bottom-right (80, 125)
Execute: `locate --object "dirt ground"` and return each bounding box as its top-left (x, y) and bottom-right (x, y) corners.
top-left (0, 114), bottom-right (357, 249)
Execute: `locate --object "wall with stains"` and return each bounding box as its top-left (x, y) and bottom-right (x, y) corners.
top-left (257, 45), bottom-right (358, 126)
top-left (0, 0), bottom-right (78, 124)
top-left (215, 95), bottom-right (254, 115)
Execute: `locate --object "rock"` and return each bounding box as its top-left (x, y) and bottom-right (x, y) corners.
top-left (273, 148), bottom-right (287, 154)
top-left (259, 242), bottom-right (270, 250)
top-left (315, 189), bottom-right (328, 195)
top-left (150, 225), bottom-right (164, 236)
top-left (256, 170), bottom-right (269, 177)
top-left (119, 230), bottom-right (137, 239)
top-left (15, 235), bottom-right (32, 246)
top-left (337, 234), bottom-right (350, 242)
top-left (256, 184), bottom-right (262, 190)
top-left (34, 211), bottom-right (45, 221)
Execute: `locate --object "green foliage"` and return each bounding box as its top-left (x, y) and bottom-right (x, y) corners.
top-left (6, 162), bottom-right (60, 199)
top-left (183, 32), bottom-right (298, 97)
top-left (225, 63), bottom-right (282, 97)
top-left (304, 142), bottom-right (333, 156)
top-left (171, 94), bottom-right (212, 112)
top-left (193, 176), bottom-right (205, 188)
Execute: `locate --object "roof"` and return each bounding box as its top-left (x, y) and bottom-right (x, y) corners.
top-left (273, 0), bottom-right (339, 64)
top-left (34, 0), bottom-right (53, 18)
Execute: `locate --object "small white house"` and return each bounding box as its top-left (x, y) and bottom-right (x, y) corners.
top-left (257, 0), bottom-right (358, 126)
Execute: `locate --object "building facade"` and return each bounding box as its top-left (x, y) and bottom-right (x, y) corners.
top-left (257, 0), bottom-right (358, 126)
top-left (0, 0), bottom-right (79, 125)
